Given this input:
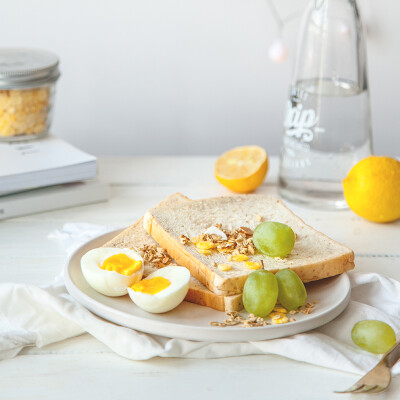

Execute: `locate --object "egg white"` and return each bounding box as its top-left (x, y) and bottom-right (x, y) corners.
top-left (81, 247), bottom-right (144, 297)
top-left (127, 266), bottom-right (190, 313)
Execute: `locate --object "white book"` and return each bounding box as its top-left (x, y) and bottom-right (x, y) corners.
top-left (0, 180), bottom-right (109, 220)
top-left (0, 135), bottom-right (97, 195)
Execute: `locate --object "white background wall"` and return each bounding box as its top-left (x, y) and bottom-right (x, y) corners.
top-left (2, 0), bottom-right (399, 156)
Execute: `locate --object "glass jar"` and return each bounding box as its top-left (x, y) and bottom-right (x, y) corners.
top-left (0, 48), bottom-right (60, 141)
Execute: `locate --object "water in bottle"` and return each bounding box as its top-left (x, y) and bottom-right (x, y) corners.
top-left (278, 0), bottom-right (373, 209)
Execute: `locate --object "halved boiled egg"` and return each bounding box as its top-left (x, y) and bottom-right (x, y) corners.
top-left (127, 266), bottom-right (190, 313)
top-left (81, 247), bottom-right (144, 296)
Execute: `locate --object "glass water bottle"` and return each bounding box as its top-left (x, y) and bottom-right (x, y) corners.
top-left (278, 0), bottom-right (373, 209)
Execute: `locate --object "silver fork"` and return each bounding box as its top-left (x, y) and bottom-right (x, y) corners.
top-left (335, 341), bottom-right (400, 394)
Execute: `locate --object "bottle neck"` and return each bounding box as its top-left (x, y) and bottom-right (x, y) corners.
top-left (292, 0), bottom-right (368, 92)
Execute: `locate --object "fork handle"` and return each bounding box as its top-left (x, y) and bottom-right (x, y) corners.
top-left (383, 341), bottom-right (400, 369)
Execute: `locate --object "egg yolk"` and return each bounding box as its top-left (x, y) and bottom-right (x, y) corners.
top-left (131, 276), bottom-right (171, 294)
top-left (100, 254), bottom-right (142, 276)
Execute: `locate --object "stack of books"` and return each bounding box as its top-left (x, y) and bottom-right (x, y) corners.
top-left (0, 135), bottom-right (109, 220)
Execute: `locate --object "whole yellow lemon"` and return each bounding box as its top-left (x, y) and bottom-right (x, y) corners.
top-left (343, 156), bottom-right (400, 223)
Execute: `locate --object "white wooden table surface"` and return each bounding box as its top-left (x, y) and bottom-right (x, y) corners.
top-left (1, 156), bottom-right (399, 400)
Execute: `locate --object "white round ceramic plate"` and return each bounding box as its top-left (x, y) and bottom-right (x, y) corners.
top-left (64, 229), bottom-right (351, 342)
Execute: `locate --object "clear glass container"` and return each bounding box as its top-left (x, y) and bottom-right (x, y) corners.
top-left (0, 48), bottom-right (60, 141)
top-left (278, 0), bottom-right (373, 210)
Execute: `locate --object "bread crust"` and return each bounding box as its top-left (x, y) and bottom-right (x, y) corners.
top-left (184, 285), bottom-right (242, 312)
top-left (144, 211), bottom-right (244, 295)
top-left (143, 195), bottom-right (355, 296)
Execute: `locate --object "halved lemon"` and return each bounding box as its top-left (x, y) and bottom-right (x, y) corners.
top-left (214, 146), bottom-right (268, 193)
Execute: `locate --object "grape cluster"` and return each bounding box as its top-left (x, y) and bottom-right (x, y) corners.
top-left (243, 269), bottom-right (307, 317)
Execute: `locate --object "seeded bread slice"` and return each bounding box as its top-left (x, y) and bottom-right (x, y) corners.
top-left (143, 194), bottom-right (355, 296)
top-left (102, 193), bottom-right (243, 312)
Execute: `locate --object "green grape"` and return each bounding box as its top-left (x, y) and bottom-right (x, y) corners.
top-left (351, 320), bottom-right (396, 354)
top-left (276, 269), bottom-right (307, 310)
top-left (253, 222), bottom-right (295, 257)
top-left (243, 270), bottom-right (278, 317)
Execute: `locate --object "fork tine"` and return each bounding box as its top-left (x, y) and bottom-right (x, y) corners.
top-left (350, 384), bottom-right (367, 393)
top-left (335, 383), bottom-right (388, 395)
top-left (334, 382), bottom-right (364, 394)
top-left (365, 385), bottom-right (388, 394)
top-left (353, 384), bottom-right (378, 393)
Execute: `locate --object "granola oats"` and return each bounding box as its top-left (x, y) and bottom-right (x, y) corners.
top-left (179, 234), bottom-right (190, 244)
top-left (137, 244), bottom-right (172, 268)
top-left (209, 301), bottom-right (317, 328)
top-left (182, 225), bottom-right (257, 259)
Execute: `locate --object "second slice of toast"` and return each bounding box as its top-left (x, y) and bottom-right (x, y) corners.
top-left (144, 194), bottom-right (355, 296)
top-left (102, 193), bottom-right (243, 312)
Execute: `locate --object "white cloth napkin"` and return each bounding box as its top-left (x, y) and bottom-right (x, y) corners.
top-left (1, 223), bottom-right (399, 375)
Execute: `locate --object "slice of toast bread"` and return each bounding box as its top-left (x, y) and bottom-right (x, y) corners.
top-left (102, 193), bottom-right (243, 312)
top-left (143, 194), bottom-right (355, 296)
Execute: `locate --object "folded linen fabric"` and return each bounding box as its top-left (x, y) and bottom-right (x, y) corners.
top-left (0, 223), bottom-right (399, 375)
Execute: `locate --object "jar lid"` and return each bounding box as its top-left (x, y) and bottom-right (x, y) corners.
top-left (0, 48), bottom-right (60, 89)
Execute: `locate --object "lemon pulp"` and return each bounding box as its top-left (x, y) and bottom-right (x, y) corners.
top-left (214, 145), bottom-right (268, 193)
